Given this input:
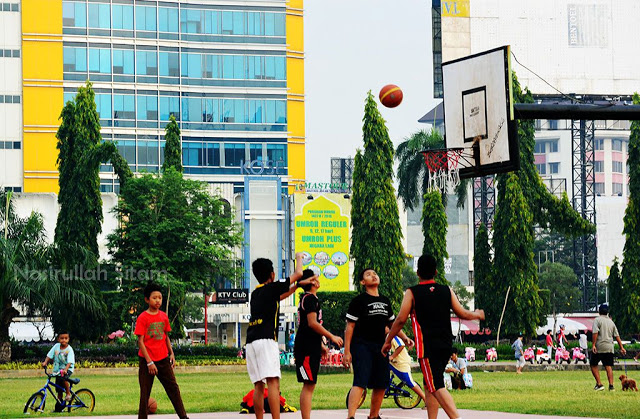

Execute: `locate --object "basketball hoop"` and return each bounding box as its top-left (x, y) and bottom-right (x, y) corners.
top-left (422, 148), bottom-right (464, 193)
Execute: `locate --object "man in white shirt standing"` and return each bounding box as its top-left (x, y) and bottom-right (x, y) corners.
top-left (591, 304), bottom-right (626, 391)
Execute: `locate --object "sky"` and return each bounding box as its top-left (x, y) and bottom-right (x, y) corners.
top-left (304, 0), bottom-right (440, 183)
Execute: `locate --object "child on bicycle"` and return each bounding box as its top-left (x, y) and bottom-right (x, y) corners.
top-left (387, 328), bottom-right (427, 406)
top-left (41, 331), bottom-right (75, 404)
top-left (135, 282), bottom-right (189, 419)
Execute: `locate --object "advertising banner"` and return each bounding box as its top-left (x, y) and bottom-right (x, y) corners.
top-left (294, 194), bottom-right (351, 292)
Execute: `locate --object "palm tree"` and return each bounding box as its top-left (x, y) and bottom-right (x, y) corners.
top-left (395, 128), bottom-right (468, 211)
top-left (0, 190), bottom-right (101, 362)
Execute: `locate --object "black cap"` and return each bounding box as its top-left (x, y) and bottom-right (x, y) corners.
top-left (599, 303), bottom-right (609, 315)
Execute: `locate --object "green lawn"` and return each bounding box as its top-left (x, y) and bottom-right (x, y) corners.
top-left (3, 369), bottom-right (640, 418)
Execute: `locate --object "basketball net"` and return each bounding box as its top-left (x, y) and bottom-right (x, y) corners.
top-left (422, 148), bottom-right (463, 193)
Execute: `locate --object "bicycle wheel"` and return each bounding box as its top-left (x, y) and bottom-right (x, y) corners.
top-left (393, 382), bottom-right (422, 409)
top-left (345, 388), bottom-right (367, 409)
top-left (24, 391), bottom-right (46, 414)
top-left (69, 389), bottom-right (95, 412)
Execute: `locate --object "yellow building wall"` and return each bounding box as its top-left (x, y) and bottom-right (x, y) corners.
top-left (22, 0), bottom-right (64, 193)
top-left (286, 1), bottom-right (305, 194)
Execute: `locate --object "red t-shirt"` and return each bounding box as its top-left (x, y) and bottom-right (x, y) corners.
top-left (546, 334), bottom-right (553, 346)
top-left (135, 310), bottom-right (171, 362)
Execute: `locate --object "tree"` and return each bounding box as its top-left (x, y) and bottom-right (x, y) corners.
top-left (421, 189), bottom-right (448, 284)
top-left (473, 223), bottom-right (497, 329)
top-left (401, 263), bottom-right (418, 290)
top-left (107, 168), bottom-right (243, 336)
top-left (621, 92), bottom-right (640, 335)
top-left (492, 173), bottom-right (543, 337)
top-left (162, 115), bottom-right (183, 173)
top-left (452, 281), bottom-right (473, 310)
top-left (607, 258), bottom-right (625, 330)
top-left (350, 92), bottom-right (405, 310)
top-left (538, 262), bottom-right (581, 333)
top-left (55, 81), bottom-right (132, 258)
top-left (0, 190), bottom-right (101, 361)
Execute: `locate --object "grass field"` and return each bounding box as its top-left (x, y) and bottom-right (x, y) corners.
top-left (3, 369), bottom-right (640, 418)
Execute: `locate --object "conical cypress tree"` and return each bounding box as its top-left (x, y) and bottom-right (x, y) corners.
top-left (607, 257), bottom-right (625, 330)
top-left (350, 92), bottom-right (405, 310)
top-left (421, 189), bottom-right (448, 284)
top-left (492, 173), bottom-right (543, 337)
top-left (473, 223), bottom-right (495, 328)
top-left (621, 93), bottom-right (640, 334)
top-left (162, 115), bottom-right (183, 173)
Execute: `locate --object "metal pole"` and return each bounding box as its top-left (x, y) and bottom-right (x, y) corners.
top-left (204, 291), bottom-right (208, 345)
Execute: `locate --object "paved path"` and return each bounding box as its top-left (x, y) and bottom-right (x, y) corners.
top-left (32, 408), bottom-right (607, 419)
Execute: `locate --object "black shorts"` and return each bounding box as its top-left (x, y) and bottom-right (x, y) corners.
top-left (352, 341), bottom-right (389, 389)
top-left (590, 352), bottom-right (614, 367)
top-left (295, 352), bottom-right (321, 384)
top-left (55, 371), bottom-right (73, 389)
top-left (420, 348), bottom-right (451, 393)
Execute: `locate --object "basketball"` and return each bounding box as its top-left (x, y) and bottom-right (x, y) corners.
top-left (148, 397), bottom-right (157, 414)
top-left (379, 84), bottom-right (403, 108)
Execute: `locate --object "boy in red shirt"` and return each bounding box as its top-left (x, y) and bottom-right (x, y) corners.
top-left (135, 282), bottom-right (189, 419)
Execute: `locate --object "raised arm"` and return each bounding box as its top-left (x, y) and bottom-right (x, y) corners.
top-left (450, 287), bottom-right (485, 321)
top-left (289, 252), bottom-right (305, 283)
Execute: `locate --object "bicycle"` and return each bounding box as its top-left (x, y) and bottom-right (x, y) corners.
top-left (345, 371), bottom-right (422, 410)
top-left (23, 367), bottom-right (95, 414)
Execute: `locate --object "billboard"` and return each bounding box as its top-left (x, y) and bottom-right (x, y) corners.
top-left (294, 194), bottom-right (351, 292)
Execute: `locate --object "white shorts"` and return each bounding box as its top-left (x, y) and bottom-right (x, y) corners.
top-left (516, 356), bottom-right (526, 368)
top-left (246, 339), bottom-right (281, 383)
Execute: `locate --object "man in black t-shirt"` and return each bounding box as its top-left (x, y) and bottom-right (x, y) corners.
top-left (343, 268), bottom-right (413, 419)
top-left (382, 255), bottom-right (485, 419)
top-left (294, 269), bottom-right (343, 419)
top-left (245, 253), bottom-right (316, 419)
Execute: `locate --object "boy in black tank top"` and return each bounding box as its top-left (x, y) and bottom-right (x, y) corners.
top-left (382, 255), bottom-right (485, 419)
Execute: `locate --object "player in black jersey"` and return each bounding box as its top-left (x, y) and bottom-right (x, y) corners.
top-left (343, 268), bottom-right (413, 419)
top-left (245, 253), bottom-right (317, 419)
top-left (382, 255), bottom-right (485, 419)
top-left (295, 269), bottom-right (344, 419)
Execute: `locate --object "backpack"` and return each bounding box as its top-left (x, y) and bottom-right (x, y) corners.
top-left (240, 389), bottom-right (297, 414)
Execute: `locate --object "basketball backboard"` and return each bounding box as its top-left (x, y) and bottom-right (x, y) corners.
top-left (442, 45), bottom-right (519, 178)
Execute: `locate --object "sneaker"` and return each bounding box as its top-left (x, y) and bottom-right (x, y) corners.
top-left (594, 384), bottom-right (605, 391)
top-left (609, 385), bottom-right (615, 391)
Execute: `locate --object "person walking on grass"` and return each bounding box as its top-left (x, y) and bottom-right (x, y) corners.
top-left (382, 254), bottom-right (485, 419)
top-left (343, 268), bottom-right (414, 419)
top-left (245, 253), bottom-right (316, 419)
top-left (512, 334), bottom-right (525, 375)
top-left (545, 329), bottom-right (555, 359)
top-left (295, 269), bottom-right (344, 419)
top-left (135, 282), bottom-right (189, 419)
top-left (591, 304), bottom-right (626, 391)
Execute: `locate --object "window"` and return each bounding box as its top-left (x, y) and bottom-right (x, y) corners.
top-left (89, 48), bottom-right (111, 73)
top-left (203, 98), bottom-right (220, 122)
top-left (612, 183), bottom-right (623, 195)
top-left (267, 144), bottom-right (286, 164)
top-left (63, 47), bottom-right (87, 72)
top-left (1, 95), bottom-right (20, 104)
top-left (183, 142), bottom-right (203, 166)
top-left (548, 140), bottom-right (558, 153)
top-left (595, 182), bottom-right (605, 195)
top-left (203, 55), bottom-right (220, 78)
top-left (549, 162), bottom-right (560, 174)
top-left (137, 140), bottom-right (159, 166)
top-left (249, 143), bottom-right (263, 162)
top-left (612, 161), bottom-right (623, 173)
top-left (181, 9), bottom-right (203, 33)
top-left (113, 49), bottom-right (134, 74)
top-left (136, 50), bottom-right (158, 75)
top-left (159, 52), bottom-right (179, 77)
top-left (247, 12), bottom-right (263, 35)
top-left (63, 2), bottom-right (86, 27)
top-left (224, 143), bottom-right (245, 167)
top-left (535, 163), bottom-right (546, 175)
top-left (248, 100), bottom-right (263, 123)
top-left (594, 161), bottom-right (604, 173)
top-left (95, 94), bottom-right (112, 120)
top-left (137, 96), bottom-right (158, 121)
top-left (159, 7), bottom-right (179, 33)
top-left (182, 53), bottom-right (202, 78)
top-left (182, 97), bottom-right (202, 122)
top-left (0, 141), bottom-right (21, 149)
top-left (116, 139), bottom-right (136, 164)
top-left (594, 138), bottom-right (604, 151)
top-left (160, 96), bottom-right (180, 121)
top-left (113, 95), bottom-right (135, 120)
top-left (88, 3), bottom-right (110, 29)
top-left (534, 141), bottom-right (545, 154)
top-left (112, 4), bottom-right (134, 30)
top-left (205, 143), bottom-right (220, 166)
top-left (612, 139), bottom-right (623, 152)
top-left (136, 6), bottom-right (157, 31)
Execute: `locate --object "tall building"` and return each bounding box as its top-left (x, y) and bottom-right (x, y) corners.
top-left (1, 0), bottom-right (305, 195)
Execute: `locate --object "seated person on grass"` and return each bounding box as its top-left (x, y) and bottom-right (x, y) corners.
top-left (444, 349), bottom-right (467, 390)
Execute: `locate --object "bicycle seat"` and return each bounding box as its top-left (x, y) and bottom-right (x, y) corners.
top-left (66, 377), bottom-right (80, 385)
